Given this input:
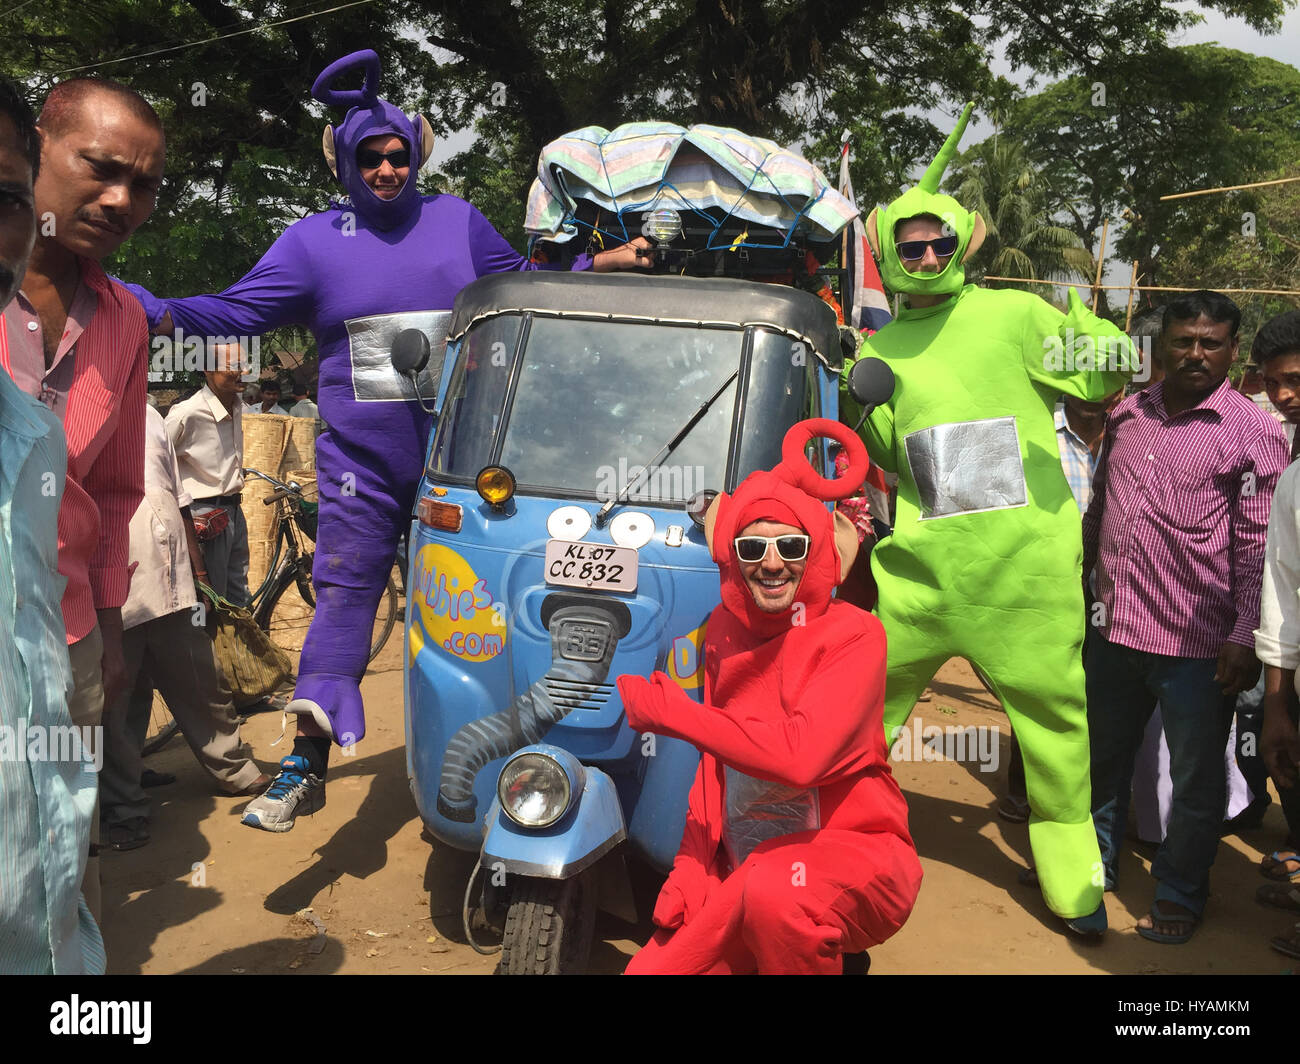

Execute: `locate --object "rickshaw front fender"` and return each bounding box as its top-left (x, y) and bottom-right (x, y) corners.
top-left (481, 756), bottom-right (626, 880)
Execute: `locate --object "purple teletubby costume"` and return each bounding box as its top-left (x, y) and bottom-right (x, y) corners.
top-left (128, 51), bottom-right (585, 746)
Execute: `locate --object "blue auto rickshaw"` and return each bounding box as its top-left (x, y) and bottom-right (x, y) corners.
top-left (397, 268), bottom-right (856, 972)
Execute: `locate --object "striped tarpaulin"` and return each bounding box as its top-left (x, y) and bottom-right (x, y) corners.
top-left (525, 123), bottom-right (858, 248)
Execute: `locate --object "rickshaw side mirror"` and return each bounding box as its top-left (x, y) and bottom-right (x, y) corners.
top-left (847, 357), bottom-right (895, 413)
top-left (391, 328), bottom-right (432, 376)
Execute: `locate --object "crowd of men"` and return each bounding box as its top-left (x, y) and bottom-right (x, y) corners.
top-left (0, 64), bottom-right (1298, 974)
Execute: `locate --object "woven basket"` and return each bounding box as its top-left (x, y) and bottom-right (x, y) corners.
top-left (241, 414), bottom-right (290, 591)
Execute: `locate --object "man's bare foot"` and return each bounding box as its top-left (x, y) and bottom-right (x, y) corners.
top-left (1135, 899), bottom-right (1199, 944)
top-left (1261, 849), bottom-right (1300, 881)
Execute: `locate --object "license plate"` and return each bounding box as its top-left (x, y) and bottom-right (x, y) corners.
top-left (543, 540), bottom-right (638, 592)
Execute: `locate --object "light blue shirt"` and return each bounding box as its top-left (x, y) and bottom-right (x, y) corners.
top-left (0, 367), bottom-right (105, 974)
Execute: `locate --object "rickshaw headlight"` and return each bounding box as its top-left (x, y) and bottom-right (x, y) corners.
top-left (476, 465), bottom-right (516, 507)
top-left (498, 752), bottom-right (574, 828)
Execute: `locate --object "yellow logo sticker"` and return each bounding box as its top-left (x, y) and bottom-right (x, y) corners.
top-left (410, 543), bottom-right (506, 663)
top-left (666, 621), bottom-right (707, 693)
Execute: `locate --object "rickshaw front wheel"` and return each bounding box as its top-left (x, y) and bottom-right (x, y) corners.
top-left (497, 872), bottom-right (597, 975)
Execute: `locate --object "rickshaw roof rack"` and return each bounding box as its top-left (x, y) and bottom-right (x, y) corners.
top-left (447, 272), bottom-right (844, 371)
top-left (524, 121), bottom-right (858, 248)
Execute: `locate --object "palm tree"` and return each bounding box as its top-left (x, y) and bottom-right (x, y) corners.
top-left (947, 127), bottom-right (1094, 302)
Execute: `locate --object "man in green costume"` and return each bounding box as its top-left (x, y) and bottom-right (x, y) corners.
top-left (846, 103), bottom-right (1134, 935)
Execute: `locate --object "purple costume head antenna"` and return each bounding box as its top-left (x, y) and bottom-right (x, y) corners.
top-left (312, 49), bottom-right (428, 231)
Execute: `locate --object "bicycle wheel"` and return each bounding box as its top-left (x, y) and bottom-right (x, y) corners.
top-left (142, 695), bottom-right (180, 756)
top-left (369, 572), bottom-right (400, 663)
top-left (256, 552), bottom-right (316, 654)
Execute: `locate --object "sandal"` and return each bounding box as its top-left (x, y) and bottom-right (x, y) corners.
top-left (1260, 850), bottom-right (1300, 882)
top-left (1270, 923), bottom-right (1300, 960)
top-left (1135, 900), bottom-right (1199, 944)
top-left (1257, 883), bottom-right (1300, 913)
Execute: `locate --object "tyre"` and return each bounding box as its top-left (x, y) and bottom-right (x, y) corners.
top-left (141, 695), bottom-right (180, 756)
top-left (497, 873), bottom-right (596, 975)
top-left (256, 559), bottom-right (398, 665)
top-left (256, 553), bottom-right (316, 654)
top-left (368, 572), bottom-right (400, 663)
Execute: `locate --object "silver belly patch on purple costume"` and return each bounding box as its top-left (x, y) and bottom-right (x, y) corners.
top-left (345, 309), bottom-right (452, 402)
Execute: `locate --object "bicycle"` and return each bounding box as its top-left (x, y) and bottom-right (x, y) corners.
top-left (142, 468), bottom-right (401, 757)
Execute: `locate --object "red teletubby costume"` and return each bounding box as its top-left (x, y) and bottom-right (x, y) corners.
top-left (618, 419), bottom-right (922, 974)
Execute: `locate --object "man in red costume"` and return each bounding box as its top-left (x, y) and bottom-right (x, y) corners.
top-left (618, 419), bottom-right (922, 974)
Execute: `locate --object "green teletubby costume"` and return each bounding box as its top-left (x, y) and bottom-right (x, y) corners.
top-left (847, 103), bottom-right (1132, 921)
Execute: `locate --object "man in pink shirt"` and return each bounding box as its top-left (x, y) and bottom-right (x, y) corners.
top-left (1083, 290), bottom-right (1289, 944)
top-left (0, 77), bottom-right (164, 921)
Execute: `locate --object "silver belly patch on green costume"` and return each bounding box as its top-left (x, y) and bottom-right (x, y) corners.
top-left (904, 416), bottom-right (1028, 519)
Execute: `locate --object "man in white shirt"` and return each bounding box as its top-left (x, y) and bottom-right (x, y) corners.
top-left (98, 403), bottom-right (269, 849)
top-left (288, 379), bottom-right (318, 420)
top-left (165, 344), bottom-right (250, 607)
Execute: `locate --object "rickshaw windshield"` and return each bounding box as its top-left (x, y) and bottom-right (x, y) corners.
top-left (429, 315), bottom-right (812, 502)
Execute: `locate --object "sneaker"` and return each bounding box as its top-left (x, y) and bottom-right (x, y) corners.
top-left (240, 756), bottom-right (325, 833)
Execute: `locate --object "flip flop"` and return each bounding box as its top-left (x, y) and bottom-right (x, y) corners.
top-left (1135, 902), bottom-right (1199, 945)
top-left (1256, 883), bottom-right (1300, 913)
top-left (1260, 850), bottom-right (1300, 882)
top-left (1270, 923), bottom-right (1300, 960)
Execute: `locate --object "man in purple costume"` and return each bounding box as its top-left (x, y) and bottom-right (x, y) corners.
top-left (128, 51), bottom-right (644, 831)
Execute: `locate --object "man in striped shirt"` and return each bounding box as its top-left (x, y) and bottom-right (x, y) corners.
top-left (0, 78), bottom-right (164, 924)
top-left (1083, 290), bottom-right (1289, 944)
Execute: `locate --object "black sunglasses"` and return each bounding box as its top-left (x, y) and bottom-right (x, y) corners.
top-left (356, 147), bottom-right (411, 170)
top-left (895, 235), bottom-right (959, 261)
top-left (733, 534), bottom-right (811, 563)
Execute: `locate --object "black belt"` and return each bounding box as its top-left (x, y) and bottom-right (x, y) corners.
top-left (195, 492), bottom-right (242, 506)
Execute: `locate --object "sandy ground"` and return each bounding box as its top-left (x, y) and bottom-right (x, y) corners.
top-left (101, 642), bottom-right (1299, 976)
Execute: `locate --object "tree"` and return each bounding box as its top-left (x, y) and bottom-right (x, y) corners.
top-left (2, 0), bottom-right (1291, 293)
top-left (1159, 169), bottom-right (1300, 352)
top-left (946, 126), bottom-right (1094, 298)
top-left (1007, 45), bottom-right (1300, 291)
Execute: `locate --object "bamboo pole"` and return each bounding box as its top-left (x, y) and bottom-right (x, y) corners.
top-left (1091, 219), bottom-right (1109, 311)
top-left (1159, 175), bottom-right (1300, 202)
top-left (1123, 260), bottom-right (1140, 331)
top-left (980, 276), bottom-right (1300, 297)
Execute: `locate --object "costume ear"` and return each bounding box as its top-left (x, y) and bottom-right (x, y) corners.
top-left (322, 126), bottom-right (338, 180)
top-left (832, 510), bottom-right (860, 585)
top-left (962, 213), bottom-right (986, 262)
top-left (702, 493), bottom-right (724, 556)
top-left (865, 208), bottom-right (881, 258)
top-left (418, 115), bottom-right (435, 169)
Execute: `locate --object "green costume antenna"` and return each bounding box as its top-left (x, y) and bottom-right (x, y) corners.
top-left (867, 102), bottom-right (985, 299)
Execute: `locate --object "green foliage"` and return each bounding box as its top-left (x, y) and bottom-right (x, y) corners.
top-left (947, 128), bottom-right (1095, 298)
top-left (2, 0), bottom-right (1293, 324)
top-left (1160, 169), bottom-right (1300, 354)
top-left (1007, 45), bottom-right (1300, 292)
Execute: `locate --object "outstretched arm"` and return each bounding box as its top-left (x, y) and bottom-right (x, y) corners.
top-left (619, 619), bottom-right (885, 789)
top-left (122, 223), bottom-right (317, 337)
top-left (1023, 288), bottom-right (1131, 402)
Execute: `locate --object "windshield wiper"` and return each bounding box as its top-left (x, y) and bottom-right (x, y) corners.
top-left (594, 368), bottom-right (739, 527)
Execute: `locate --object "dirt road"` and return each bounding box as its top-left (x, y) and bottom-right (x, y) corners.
top-left (100, 648), bottom-right (1296, 975)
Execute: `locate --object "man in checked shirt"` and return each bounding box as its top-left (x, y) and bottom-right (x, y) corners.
top-left (1083, 290), bottom-right (1289, 944)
